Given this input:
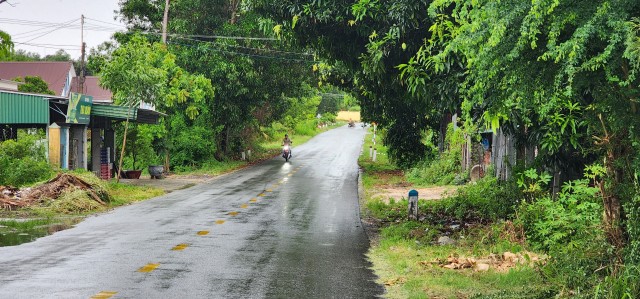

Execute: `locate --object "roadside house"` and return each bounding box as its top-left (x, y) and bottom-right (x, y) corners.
top-left (0, 62), bottom-right (162, 178)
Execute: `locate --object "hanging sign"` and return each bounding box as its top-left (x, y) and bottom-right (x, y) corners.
top-left (67, 93), bottom-right (93, 124)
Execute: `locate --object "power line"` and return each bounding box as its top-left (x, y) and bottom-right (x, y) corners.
top-left (167, 40), bottom-right (315, 63)
top-left (165, 32), bottom-right (277, 41)
top-left (23, 18), bottom-right (80, 43)
top-left (168, 34), bottom-right (313, 57)
top-left (84, 17), bottom-right (125, 28)
top-left (14, 41), bottom-right (81, 48)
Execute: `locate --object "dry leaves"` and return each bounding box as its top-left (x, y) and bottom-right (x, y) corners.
top-left (426, 251), bottom-right (546, 272)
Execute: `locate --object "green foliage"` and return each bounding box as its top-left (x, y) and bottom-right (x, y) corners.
top-left (0, 30), bottom-right (13, 60)
top-left (293, 119), bottom-right (318, 136)
top-left (592, 265), bottom-right (640, 299)
top-left (427, 176), bottom-right (521, 223)
top-left (13, 76), bottom-right (55, 95)
top-left (408, 124), bottom-right (463, 185)
top-left (281, 94), bottom-right (321, 129)
top-left (319, 112), bottom-right (336, 124)
top-left (0, 131), bottom-right (53, 187)
top-left (516, 168), bottom-right (613, 291)
top-left (42, 49), bottom-right (71, 62)
top-left (516, 169), bottom-right (553, 202)
top-left (100, 34), bottom-right (213, 119)
top-left (626, 193), bottom-right (640, 265)
top-left (518, 177), bottom-right (603, 253)
top-left (168, 115), bottom-right (219, 168)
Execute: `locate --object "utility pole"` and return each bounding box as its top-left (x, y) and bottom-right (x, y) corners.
top-left (162, 0), bottom-right (170, 44)
top-left (79, 14), bottom-right (86, 93)
top-left (161, 0), bottom-right (171, 175)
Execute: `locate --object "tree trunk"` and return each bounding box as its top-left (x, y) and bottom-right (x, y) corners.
top-left (228, 0), bottom-right (241, 24)
top-left (596, 115), bottom-right (626, 269)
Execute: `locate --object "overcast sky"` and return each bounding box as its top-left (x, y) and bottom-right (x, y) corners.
top-left (0, 0), bottom-right (123, 59)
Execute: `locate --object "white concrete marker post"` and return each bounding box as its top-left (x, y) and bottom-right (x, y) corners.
top-left (408, 190), bottom-right (419, 220)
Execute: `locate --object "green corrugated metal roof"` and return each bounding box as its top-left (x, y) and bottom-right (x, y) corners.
top-left (92, 104), bottom-right (137, 120)
top-left (0, 91), bottom-right (50, 124)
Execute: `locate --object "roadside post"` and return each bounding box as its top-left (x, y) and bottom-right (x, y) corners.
top-left (408, 189), bottom-right (419, 220)
top-left (372, 148), bottom-right (377, 162)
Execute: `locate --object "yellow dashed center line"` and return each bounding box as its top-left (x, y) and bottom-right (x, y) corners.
top-left (216, 220), bottom-right (225, 224)
top-left (266, 189), bottom-right (273, 192)
top-left (197, 230), bottom-right (210, 235)
top-left (138, 263), bottom-right (160, 273)
top-left (229, 211), bottom-right (239, 216)
top-left (172, 243), bottom-right (189, 251)
top-left (91, 291), bottom-right (117, 299)
top-left (240, 204), bottom-right (248, 209)
top-left (258, 193), bottom-right (265, 197)
top-left (249, 198), bottom-right (257, 203)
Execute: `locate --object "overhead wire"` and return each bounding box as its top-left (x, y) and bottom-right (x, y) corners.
top-left (167, 40), bottom-right (315, 63)
top-left (22, 18), bottom-right (79, 43)
top-left (5, 17), bottom-right (313, 61)
top-left (166, 34), bottom-right (313, 58)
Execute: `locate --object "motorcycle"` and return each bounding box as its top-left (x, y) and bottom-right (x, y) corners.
top-left (282, 145), bottom-right (292, 162)
top-left (348, 120), bottom-right (355, 128)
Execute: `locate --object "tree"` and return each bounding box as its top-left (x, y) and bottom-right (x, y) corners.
top-left (399, 0), bottom-right (640, 262)
top-left (13, 76), bottom-right (55, 95)
top-left (43, 49), bottom-right (71, 61)
top-left (9, 49), bottom-right (41, 61)
top-left (254, 0), bottom-right (446, 167)
top-left (99, 34), bottom-right (214, 181)
top-left (0, 30), bottom-right (13, 60)
top-left (117, 1), bottom-right (316, 158)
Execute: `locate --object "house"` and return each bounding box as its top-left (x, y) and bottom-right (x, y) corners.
top-left (0, 61), bottom-right (76, 97)
top-left (0, 62), bottom-right (163, 178)
top-left (70, 76), bottom-right (113, 104)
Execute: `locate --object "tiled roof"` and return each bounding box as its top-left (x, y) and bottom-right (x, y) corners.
top-left (71, 76), bottom-right (113, 103)
top-left (0, 61), bottom-right (74, 96)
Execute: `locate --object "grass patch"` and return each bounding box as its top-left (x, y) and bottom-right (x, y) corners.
top-left (359, 126), bottom-right (551, 298)
top-left (107, 182), bottom-right (165, 206)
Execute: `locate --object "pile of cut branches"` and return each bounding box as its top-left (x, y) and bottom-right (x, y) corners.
top-left (0, 173), bottom-right (109, 210)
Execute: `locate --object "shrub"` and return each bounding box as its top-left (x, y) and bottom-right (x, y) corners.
top-left (294, 119), bottom-right (318, 136)
top-left (0, 131), bottom-right (53, 187)
top-left (516, 167), bottom-right (613, 291)
top-left (422, 176), bottom-right (522, 224)
top-left (407, 124), bottom-right (464, 185)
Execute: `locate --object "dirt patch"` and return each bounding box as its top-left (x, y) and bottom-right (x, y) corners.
top-left (371, 186), bottom-right (457, 204)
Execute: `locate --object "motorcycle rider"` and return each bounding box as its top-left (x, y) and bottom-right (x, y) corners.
top-left (282, 134), bottom-right (292, 156)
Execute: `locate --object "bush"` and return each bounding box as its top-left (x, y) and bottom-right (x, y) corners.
top-left (421, 176), bottom-right (522, 224)
top-left (516, 169), bottom-right (613, 291)
top-left (0, 131), bottom-right (53, 187)
top-left (407, 124), bottom-right (464, 185)
top-left (294, 119), bottom-right (318, 136)
top-left (592, 265), bottom-right (640, 299)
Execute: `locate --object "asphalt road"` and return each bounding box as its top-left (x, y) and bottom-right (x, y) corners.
top-left (0, 125), bottom-right (384, 299)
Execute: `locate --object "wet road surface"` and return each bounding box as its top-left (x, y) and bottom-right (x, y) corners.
top-left (0, 125), bottom-right (384, 298)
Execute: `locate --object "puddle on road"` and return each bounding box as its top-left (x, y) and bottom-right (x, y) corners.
top-left (0, 218), bottom-right (82, 247)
